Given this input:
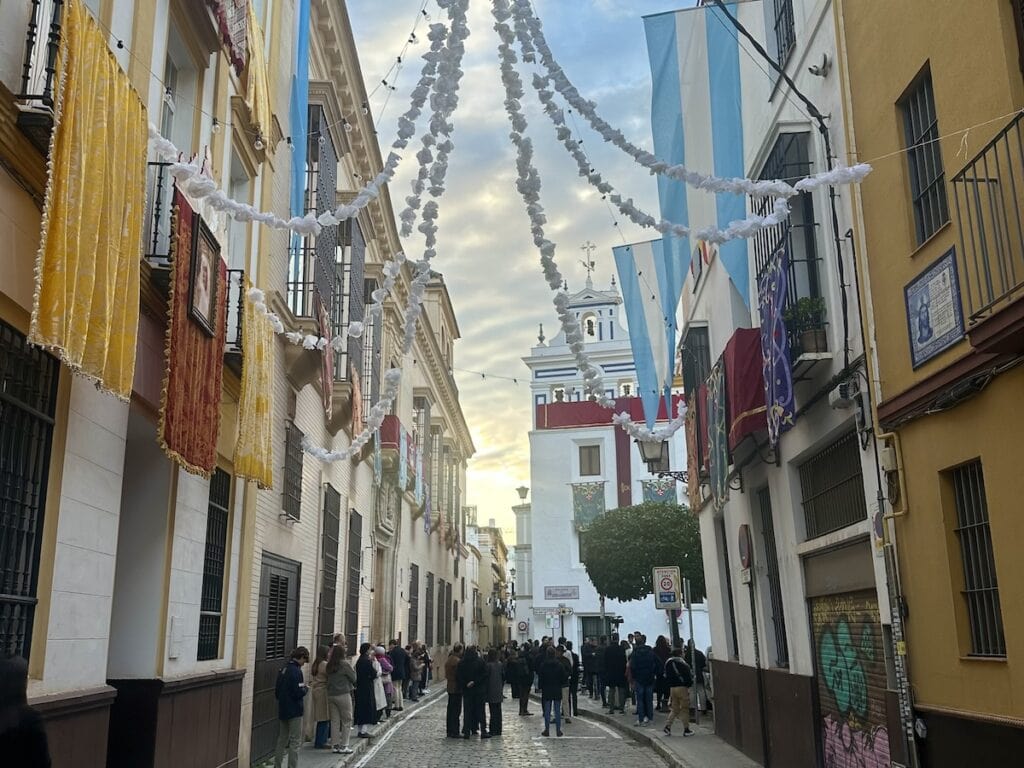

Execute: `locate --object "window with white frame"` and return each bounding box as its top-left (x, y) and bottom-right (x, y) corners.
top-left (579, 445), bottom-right (601, 476)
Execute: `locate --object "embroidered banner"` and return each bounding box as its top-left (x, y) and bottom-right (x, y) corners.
top-left (207, 0), bottom-right (248, 75)
top-left (684, 395), bottom-right (701, 507)
top-left (415, 451), bottom-right (424, 505)
top-left (572, 481), bottom-right (607, 529)
top-left (245, 1), bottom-right (271, 134)
top-left (614, 415), bottom-right (632, 508)
top-left (707, 360), bottom-right (729, 512)
top-left (758, 247), bottom-right (795, 447)
top-left (158, 190), bottom-right (226, 477)
top-left (399, 426), bottom-right (408, 490)
top-left (234, 279), bottom-right (274, 489)
top-left (28, 0), bottom-right (147, 401)
top-left (316, 291), bottom-right (333, 420)
top-left (423, 483), bottom-right (431, 533)
top-left (642, 477), bottom-right (677, 504)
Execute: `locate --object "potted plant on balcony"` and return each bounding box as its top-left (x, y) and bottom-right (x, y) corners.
top-left (783, 296), bottom-right (828, 354)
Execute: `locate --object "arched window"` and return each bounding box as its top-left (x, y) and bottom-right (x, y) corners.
top-left (582, 313), bottom-right (597, 338)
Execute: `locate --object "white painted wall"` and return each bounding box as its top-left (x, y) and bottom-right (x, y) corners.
top-left (35, 379), bottom-right (129, 695)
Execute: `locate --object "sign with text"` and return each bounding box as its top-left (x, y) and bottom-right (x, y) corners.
top-left (544, 585), bottom-right (580, 600)
top-left (652, 566), bottom-right (681, 612)
top-left (904, 248), bottom-right (964, 369)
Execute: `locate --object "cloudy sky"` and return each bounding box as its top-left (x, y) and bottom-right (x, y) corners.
top-left (347, 0), bottom-right (693, 539)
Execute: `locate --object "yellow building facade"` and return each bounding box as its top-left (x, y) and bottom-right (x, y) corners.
top-left (837, 0), bottom-right (1024, 763)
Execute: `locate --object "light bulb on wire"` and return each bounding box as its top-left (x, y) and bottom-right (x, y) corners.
top-left (211, 118), bottom-right (221, 135)
top-left (254, 135), bottom-right (265, 151)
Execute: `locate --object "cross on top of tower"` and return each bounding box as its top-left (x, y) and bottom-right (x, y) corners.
top-left (580, 241), bottom-right (597, 287)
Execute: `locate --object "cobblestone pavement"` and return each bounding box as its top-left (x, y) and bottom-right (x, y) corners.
top-left (352, 694), bottom-right (668, 768)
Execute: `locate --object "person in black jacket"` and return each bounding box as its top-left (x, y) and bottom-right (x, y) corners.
top-left (662, 646), bottom-right (694, 737)
top-left (581, 638), bottom-right (595, 698)
top-left (506, 649), bottom-right (534, 716)
top-left (603, 634), bottom-right (628, 714)
top-left (593, 636), bottom-right (607, 705)
top-left (537, 646), bottom-right (568, 737)
top-left (387, 639), bottom-right (409, 711)
top-left (354, 643), bottom-right (378, 738)
top-left (565, 641), bottom-right (580, 717)
top-left (0, 655), bottom-right (50, 768)
top-left (628, 635), bottom-right (662, 725)
top-left (273, 646), bottom-right (309, 768)
top-left (456, 646), bottom-right (489, 738)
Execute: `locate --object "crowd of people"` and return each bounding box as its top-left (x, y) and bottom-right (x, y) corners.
top-left (268, 630), bottom-right (712, 767)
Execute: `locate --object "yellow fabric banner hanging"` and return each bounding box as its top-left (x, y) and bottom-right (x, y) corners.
top-left (28, 0), bottom-right (147, 401)
top-left (246, 2), bottom-right (271, 137)
top-left (234, 282), bottom-right (275, 489)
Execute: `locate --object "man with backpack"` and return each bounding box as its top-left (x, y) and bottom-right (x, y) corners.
top-left (662, 646), bottom-right (694, 737)
top-left (274, 646), bottom-right (310, 767)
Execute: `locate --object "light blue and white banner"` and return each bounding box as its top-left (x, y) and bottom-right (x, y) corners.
top-left (614, 240), bottom-right (674, 428)
top-left (643, 2), bottom-right (763, 306)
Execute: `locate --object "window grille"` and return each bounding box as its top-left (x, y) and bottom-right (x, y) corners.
top-left (425, 573), bottom-right (435, 646)
top-left (579, 445), bottom-right (601, 476)
top-left (717, 517), bottom-right (740, 659)
top-left (681, 326), bottom-right (711, 397)
top-left (798, 432), bottom-right (867, 539)
top-left (198, 467), bottom-right (231, 661)
top-left (266, 574), bottom-right (289, 660)
top-left (362, 277), bottom-right (382, 418)
top-left (771, 0), bottom-right (796, 68)
top-left (444, 582), bottom-right (452, 645)
top-left (345, 510), bottom-right (362, 652)
top-left (283, 422), bottom-right (304, 520)
top-left (408, 564), bottom-right (420, 642)
top-left (756, 487), bottom-right (788, 667)
top-left (437, 578), bottom-right (446, 646)
top-left (950, 460), bottom-right (1005, 657)
top-left (318, 485), bottom-right (341, 648)
top-left (901, 70), bottom-right (949, 244)
top-left (0, 319), bottom-right (59, 660)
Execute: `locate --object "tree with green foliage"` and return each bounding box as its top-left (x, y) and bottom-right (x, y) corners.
top-left (580, 502), bottom-right (705, 602)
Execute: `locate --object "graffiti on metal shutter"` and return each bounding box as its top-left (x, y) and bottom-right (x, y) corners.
top-left (811, 591), bottom-right (890, 768)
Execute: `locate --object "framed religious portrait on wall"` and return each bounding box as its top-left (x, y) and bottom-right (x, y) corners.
top-left (904, 247), bottom-right (964, 368)
top-left (189, 214), bottom-right (220, 336)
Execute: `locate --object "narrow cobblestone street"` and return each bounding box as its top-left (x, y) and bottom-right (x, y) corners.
top-left (350, 695), bottom-right (666, 768)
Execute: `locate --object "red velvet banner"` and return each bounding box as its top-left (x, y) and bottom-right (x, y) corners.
top-left (158, 189), bottom-right (226, 477)
top-left (724, 328), bottom-right (767, 451)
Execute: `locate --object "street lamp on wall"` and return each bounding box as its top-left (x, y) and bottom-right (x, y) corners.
top-left (636, 438), bottom-right (688, 483)
top-left (516, 485), bottom-right (529, 501)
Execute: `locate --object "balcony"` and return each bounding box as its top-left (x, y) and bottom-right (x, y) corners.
top-left (224, 269), bottom-right (244, 375)
top-left (15, 0), bottom-right (63, 153)
top-left (953, 112), bottom-right (1024, 354)
top-left (378, 414), bottom-right (419, 493)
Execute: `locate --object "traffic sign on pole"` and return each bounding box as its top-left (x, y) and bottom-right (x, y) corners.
top-left (652, 566), bottom-right (682, 612)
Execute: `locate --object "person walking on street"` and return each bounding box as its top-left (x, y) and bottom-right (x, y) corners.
top-left (485, 648), bottom-right (505, 736)
top-left (594, 635), bottom-right (607, 706)
top-left (326, 641), bottom-right (356, 755)
top-left (629, 634), bottom-right (661, 726)
top-left (309, 645), bottom-right (331, 748)
top-left (663, 646), bottom-right (694, 737)
top-left (409, 643), bottom-right (424, 702)
top-left (603, 634), bottom-right (627, 714)
top-left (507, 649), bottom-right (534, 715)
top-left (687, 639), bottom-right (709, 713)
top-left (653, 635), bottom-right (671, 712)
top-left (538, 646), bottom-right (568, 737)
top-left (388, 640), bottom-right (409, 711)
top-left (557, 645), bottom-right (572, 724)
top-left (565, 641), bottom-right (580, 717)
top-left (581, 638), bottom-right (595, 698)
top-left (354, 643), bottom-right (378, 739)
top-left (457, 646), bottom-right (489, 738)
top-left (274, 646), bottom-right (309, 768)
top-left (444, 644), bottom-right (464, 738)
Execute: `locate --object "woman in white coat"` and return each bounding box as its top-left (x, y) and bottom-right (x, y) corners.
top-left (372, 647), bottom-right (387, 722)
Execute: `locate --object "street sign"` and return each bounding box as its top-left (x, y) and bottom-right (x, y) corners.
top-left (544, 586), bottom-right (579, 600)
top-left (652, 565), bottom-right (681, 611)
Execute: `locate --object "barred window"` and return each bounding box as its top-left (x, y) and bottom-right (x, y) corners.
top-left (318, 486), bottom-right (342, 648)
top-left (901, 69), bottom-right (949, 244)
top-left (425, 573), bottom-right (435, 647)
top-left (798, 432), bottom-right (867, 539)
top-left (680, 326), bottom-right (711, 397)
top-left (949, 460), bottom-right (1005, 657)
top-left (408, 564), bottom-right (420, 642)
top-left (437, 578), bottom-right (446, 647)
top-left (0, 319), bottom-right (59, 660)
top-left (755, 487), bottom-right (788, 667)
top-left (198, 468), bottom-right (231, 661)
top-left (266, 574), bottom-right (290, 659)
top-left (283, 422), bottom-right (304, 520)
top-left (444, 582), bottom-right (452, 645)
top-left (771, 0), bottom-right (796, 68)
top-left (345, 510), bottom-right (362, 652)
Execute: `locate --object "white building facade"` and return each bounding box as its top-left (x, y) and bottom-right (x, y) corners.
top-left (514, 277), bottom-right (709, 651)
top-left (641, 2), bottom-right (901, 765)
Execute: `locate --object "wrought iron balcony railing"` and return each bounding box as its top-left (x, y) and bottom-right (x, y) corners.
top-left (952, 112), bottom-right (1024, 323)
top-left (144, 162), bottom-right (174, 265)
top-left (225, 269), bottom-right (245, 357)
top-left (18, 0), bottom-right (63, 108)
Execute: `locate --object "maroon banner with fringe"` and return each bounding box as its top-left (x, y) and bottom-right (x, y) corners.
top-left (158, 189), bottom-right (226, 477)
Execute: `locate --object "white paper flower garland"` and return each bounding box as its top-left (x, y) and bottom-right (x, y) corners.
top-left (493, 0), bottom-right (684, 443)
top-left (509, 0), bottom-right (872, 199)
top-left (298, 0), bottom-right (471, 463)
top-left (531, 73), bottom-right (792, 245)
top-left (147, 21), bottom-right (451, 238)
